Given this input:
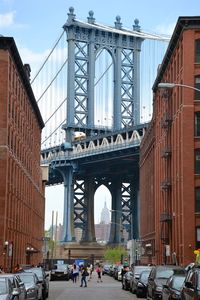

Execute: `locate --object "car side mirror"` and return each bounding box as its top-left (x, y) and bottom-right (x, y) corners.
top-left (185, 281), bottom-right (194, 289)
top-left (12, 289), bottom-right (20, 296)
top-left (19, 282), bottom-right (24, 287)
top-left (163, 284), bottom-right (168, 288)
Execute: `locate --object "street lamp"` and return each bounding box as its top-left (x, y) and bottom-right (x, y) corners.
top-left (158, 82), bottom-right (200, 92)
top-left (4, 241), bottom-right (13, 272)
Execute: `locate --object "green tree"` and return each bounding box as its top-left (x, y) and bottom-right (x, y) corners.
top-left (104, 246), bottom-right (128, 264)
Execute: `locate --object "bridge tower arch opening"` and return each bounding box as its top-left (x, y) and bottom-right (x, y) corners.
top-left (94, 185), bottom-right (111, 243)
top-left (94, 48), bottom-right (114, 128)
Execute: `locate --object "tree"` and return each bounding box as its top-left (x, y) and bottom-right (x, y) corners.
top-left (104, 246), bottom-right (128, 264)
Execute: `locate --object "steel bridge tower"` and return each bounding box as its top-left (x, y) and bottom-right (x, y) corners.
top-left (53, 7), bottom-right (144, 248)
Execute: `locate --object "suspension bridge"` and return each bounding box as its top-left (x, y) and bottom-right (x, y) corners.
top-left (33, 7), bottom-right (170, 248)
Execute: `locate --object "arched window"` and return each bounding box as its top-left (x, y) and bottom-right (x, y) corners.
top-left (195, 39), bottom-right (200, 63)
top-left (194, 75), bottom-right (200, 100)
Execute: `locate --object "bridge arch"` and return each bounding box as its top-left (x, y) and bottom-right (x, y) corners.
top-left (94, 185), bottom-right (111, 243)
top-left (94, 48), bottom-right (114, 127)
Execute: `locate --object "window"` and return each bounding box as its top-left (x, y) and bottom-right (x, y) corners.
top-left (195, 39), bottom-right (200, 63)
top-left (195, 112), bottom-right (200, 136)
top-left (194, 76), bottom-right (200, 100)
top-left (196, 227), bottom-right (200, 249)
top-left (195, 149), bottom-right (200, 174)
top-left (195, 187), bottom-right (200, 212)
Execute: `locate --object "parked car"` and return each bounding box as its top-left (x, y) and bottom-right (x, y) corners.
top-left (102, 264), bottom-right (111, 275)
top-left (17, 271), bottom-right (43, 300)
top-left (114, 265), bottom-right (123, 281)
top-left (147, 265), bottom-right (185, 300)
top-left (24, 267), bottom-right (49, 299)
top-left (50, 264), bottom-right (70, 281)
top-left (181, 265), bottom-right (200, 299)
top-left (135, 270), bottom-right (152, 298)
top-left (122, 271), bottom-right (133, 290)
top-left (0, 273), bottom-right (27, 300)
top-left (130, 265), bottom-right (152, 294)
top-left (0, 277), bottom-right (21, 300)
top-left (162, 272), bottom-right (186, 300)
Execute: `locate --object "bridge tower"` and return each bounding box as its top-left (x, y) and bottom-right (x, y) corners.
top-left (54, 7), bottom-right (144, 250)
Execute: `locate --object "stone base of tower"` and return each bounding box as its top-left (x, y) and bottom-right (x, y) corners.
top-left (53, 242), bottom-right (106, 263)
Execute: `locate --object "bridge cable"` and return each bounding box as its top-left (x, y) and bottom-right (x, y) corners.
top-left (31, 30), bottom-right (65, 85)
top-left (42, 119), bottom-right (66, 145)
top-left (44, 97), bottom-right (67, 125)
top-left (36, 57), bottom-right (68, 103)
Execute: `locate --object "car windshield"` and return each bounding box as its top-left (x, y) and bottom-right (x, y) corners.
top-left (0, 280), bottom-right (7, 295)
top-left (140, 271), bottom-right (150, 282)
top-left (157, 269), bottom-right (174, 279)
top-left (19, 274), bottom-right (35, 284)
top-left (28, 268), bottom-right (43, 280)
top-left (54, 264), bottom-right (68, 270)
top-left (135, 267), bottom-right (151, 276)
top-left (172, 276), bottom-right (185, 290)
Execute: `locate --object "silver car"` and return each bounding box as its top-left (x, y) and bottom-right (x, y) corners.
top-left (0, 276), bottom-right (22, 300)
top-left (17, 272), bottom-right (42, 300)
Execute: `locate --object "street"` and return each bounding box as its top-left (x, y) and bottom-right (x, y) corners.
top-left (48, 273), bottom-right (141, 300)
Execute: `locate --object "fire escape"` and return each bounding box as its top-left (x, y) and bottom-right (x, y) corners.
top-left (160, 89), bottom-right (172, 256)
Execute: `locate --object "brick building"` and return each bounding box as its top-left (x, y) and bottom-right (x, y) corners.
top-left (140, 17), bottom-right (200, 266)
top-left (0, 37), bottom-right (45, 271)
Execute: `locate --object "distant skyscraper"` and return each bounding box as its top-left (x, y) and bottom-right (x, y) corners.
top-left (100, 202), bottom-right (110, 224)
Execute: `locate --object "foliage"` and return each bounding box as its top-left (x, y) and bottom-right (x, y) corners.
top-left (103, 246), bottom-right (128, 264)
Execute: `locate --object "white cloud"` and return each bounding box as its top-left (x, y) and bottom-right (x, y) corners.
top-left (0, 11), bottom-right (16, 28)
top-left (154, 22), bottom-right (176, 36)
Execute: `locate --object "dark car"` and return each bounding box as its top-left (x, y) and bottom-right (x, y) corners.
top-left (181, 265), bottom-right (200, 299)
top-left (122, 271), bottom-right (133, 290)
top-left (147, 265), bottom-right (185, 300)
top-left (136, 269), bottom-right (151, 298)
top-left (130, 265), bottom-right (152, 294)
top-left (162, 272), bottom-right (186, 300)
top-left (17, 271), bottom-right (43, 300)
top-left (50, 264), bottom-right (70, 281)
top-left (24, 267), bottom-right (49, 299)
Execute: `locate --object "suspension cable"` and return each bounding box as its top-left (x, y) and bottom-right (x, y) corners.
top-left (42, 119), bottom-right (66, 145)
top-left (44, 97), bottom-right (67, 125)
top-left (31, 30), bottom-right (65, 85)
top-left (37, 57), bottom-right (68, 103)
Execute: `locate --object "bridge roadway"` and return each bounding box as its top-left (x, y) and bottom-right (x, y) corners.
top-left (41, 124), bottom-right (148, 185)
top-left (48, 273), bottom-right (141, 300)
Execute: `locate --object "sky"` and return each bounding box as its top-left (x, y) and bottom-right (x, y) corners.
top-left (0, 0), bottom-right (199, 229)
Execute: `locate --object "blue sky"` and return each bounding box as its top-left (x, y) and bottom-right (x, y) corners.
top-left (1, 0), bottom-right (199, 229)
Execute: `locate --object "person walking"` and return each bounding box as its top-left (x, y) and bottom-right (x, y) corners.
top-left (80, 266), bottom-right (88, 287)
top-left (96, 264), bottom-right (102, 283)
top-left (72, 263), bottom-right (79, 283)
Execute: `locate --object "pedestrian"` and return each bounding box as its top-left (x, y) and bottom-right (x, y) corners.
top-left (80, 266), bottom-right (88, 287)
top-left (89, 263), bottom-right (93, 279)
top-left (72, 263), bottom-right (79, 283)
top-left (96, 264), bottom-right (102, 282)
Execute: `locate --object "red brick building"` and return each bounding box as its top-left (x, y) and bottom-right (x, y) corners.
top-left (0, 37), bottom-right (45, 271)
top-left (140, 17), bottom-right (200, 266)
